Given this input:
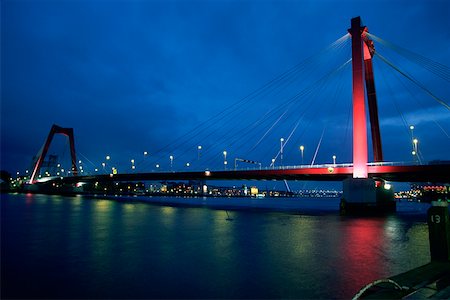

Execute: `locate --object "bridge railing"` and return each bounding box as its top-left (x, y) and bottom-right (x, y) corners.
top-left (33, 160), bottom-right (425, 180)
top-left (240, 160), bottom-right (418, 171)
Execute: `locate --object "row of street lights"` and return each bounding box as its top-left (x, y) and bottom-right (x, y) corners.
top-left (275, 138), bottom-right (336, 167)
top-left (95, 140), bottom-right (342, 174)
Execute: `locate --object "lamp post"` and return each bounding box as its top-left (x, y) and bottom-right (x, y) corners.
top-left (271, 158), bottom-right (275, 169)
top-left (280, 138), bottom-right (285, 166)
top-left (198, 146), bottom-right (202, 160)
top-left (299, 145), bottom-right (304, 164)
top-left (131, 159), bottom-right (135, 170)
top-left (141, 152), bottom-right (148, 172)
top-left (169, 155), bottom-right (174, 171)
top-left (223, 151), bottom-right (227, 170)
top-left (413, 138), bottom-right (419, 163)
top-left (332, 155), bottom-right (336, 166)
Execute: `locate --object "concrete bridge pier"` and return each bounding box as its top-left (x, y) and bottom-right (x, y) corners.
top-left (341, 178), bottom-right (395, 214)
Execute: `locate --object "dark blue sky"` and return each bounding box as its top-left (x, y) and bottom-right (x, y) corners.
top-left (1, 0), bottom-right (449, 177)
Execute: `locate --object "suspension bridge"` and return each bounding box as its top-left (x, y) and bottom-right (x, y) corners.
top-left (23, 17), bottom-right (450, 211)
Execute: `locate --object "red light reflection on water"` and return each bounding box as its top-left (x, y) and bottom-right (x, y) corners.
top-left (25, 193), bottom-right (34, 205)
top-left (336, 218), bottom-right (387, 295)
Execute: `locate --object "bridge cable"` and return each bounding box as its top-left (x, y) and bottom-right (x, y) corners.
top-left (376, 53), bottom-right (450, 140)
top-left (375, 53), bottom-right (450, 111)
top-left (267, 58), bottom-right (350, 167)
top-left (250, 58), bottom-right (352, 162)
top-left (376, 60), bottom-right (425, 164)
top-left (368, 33), bottom-right (450, 82)
top-left (144, 34), bottom-right (351, 170)
top-left (147, 35), bottom-right (350, 158)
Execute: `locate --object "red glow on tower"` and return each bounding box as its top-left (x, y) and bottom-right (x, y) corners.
top-left (349, 17), bottom-right (369, 178)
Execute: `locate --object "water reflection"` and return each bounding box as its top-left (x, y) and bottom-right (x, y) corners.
top-left (1, 194), bottom-right (431, 299)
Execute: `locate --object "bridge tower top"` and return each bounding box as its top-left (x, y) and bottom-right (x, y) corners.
top-left (29, 124), bottom-right (78, 184)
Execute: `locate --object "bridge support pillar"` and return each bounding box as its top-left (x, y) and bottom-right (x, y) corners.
top-left (341, 178), bottom-right (395, 214)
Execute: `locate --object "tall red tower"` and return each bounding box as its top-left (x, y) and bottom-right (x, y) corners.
top-left (348, 17), bottom-right (382, 177)
top-left (349, 17), bottom-right (369, 178)
top-left (29, 124), bottom-right (78, 184)
top-left (342, 17), bottom-right (394, 215)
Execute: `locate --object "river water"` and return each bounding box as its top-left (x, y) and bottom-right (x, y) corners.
top-left (1, 193), bottom-right (432, 299)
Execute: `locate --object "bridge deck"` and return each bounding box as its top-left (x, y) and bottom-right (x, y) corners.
top-left (56, 164), bottom-right (450, 183)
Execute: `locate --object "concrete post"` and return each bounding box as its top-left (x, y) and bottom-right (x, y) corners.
top-left (427, 201), bottom-right (450, 261)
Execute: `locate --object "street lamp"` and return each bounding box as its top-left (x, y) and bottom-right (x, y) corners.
top-left (271, 158), bottom-right (275, 169)
top-left (412, 139), bottom-right (419, 163)
top-left (198, 146), bottom-right (202, 160)
top-left (169, 155), bottom-right (174, 170)
top-left (332, 155), bottom-right (336, 166)
top-left (106, 155), bottom-right (110, 161)
top-left (280, 138), bottom-right (285, 166)
top-left (413, 138), bottom-right (418, 152)
top-left (223, 151), bottom-right (227, 170)
top-left (409, 125), bottom-right (414, 139)
top-left (299, 145), bottom-right (304, 164)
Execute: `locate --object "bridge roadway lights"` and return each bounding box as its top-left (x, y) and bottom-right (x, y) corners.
top-left (341, 178), bottom-right (396, 215)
